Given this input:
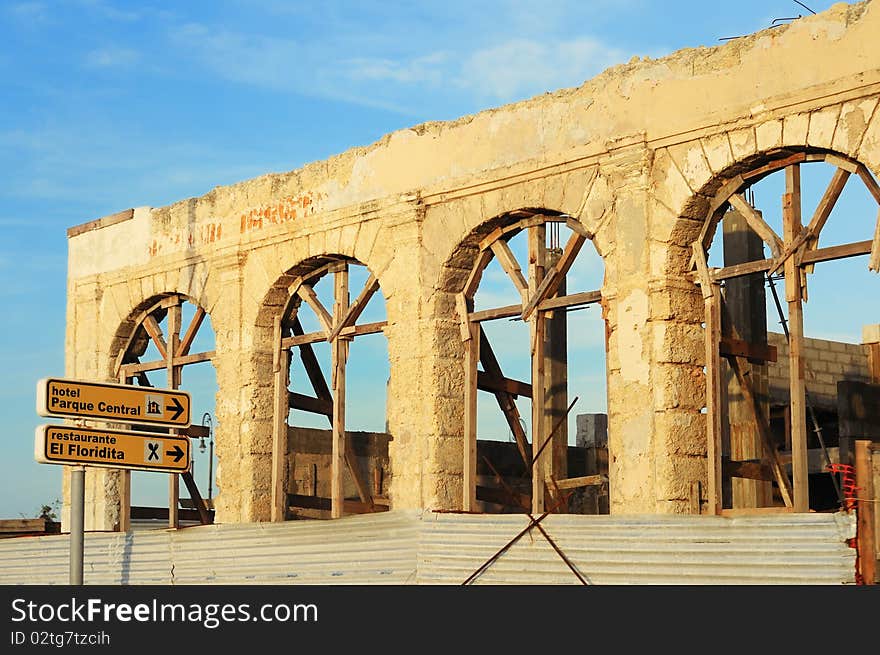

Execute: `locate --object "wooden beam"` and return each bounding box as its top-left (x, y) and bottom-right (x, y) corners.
top-left (121, 351), bottom-right (214, 375)
top-left (704, 284), bottom-right (723, 515)
top-left (477, 370), bottom-right (532, 398)
top-left (539, 290), bottom-right (601, 312)
top-left (292, 317), bottom-right (332, 402)
top-left (0, 518), bottom-right (53, 533)
top-left (166, 302), bottom-right (181, 530)
top-left (719, 336), bottom-right (777, 363)
top-left (728, 193), bottom-right (784, 260)
top-left (326, 273), bottom-right (379, 342)
top-left (289, 392), bottom-right (332, 417)
top-left (741, 152), bottom-right (807, 181)
top-left (784, 163), bottom-right (809, 513)
top-left (722, 458), bottom-right (773, 482)
top-left (177, 306), bottom-right (206, 357)
top-left (692, 243), bottom-right (714, 299)
top-left (521, 232), bottom-right (586, 321)
top-left (855, 440), bottom-right (877, 584)
top-left (456, 294), bottom-right (472, 342)
top-left (287, 494), bottom-right (388, 515)
top-left (479, 328), bottom-right (532, 468)
top-left (870, 207), bottom-right (880, 273)
top-left (296, 284), bottom-right (333, 335)
top-left (463, 319), bottom-right (479, 511)
top-left (142, 314), bottom-right (168, 362)
top-left (470, 304), bottom-right (522, 323)
top-left (771, 167), bottom-right (850, 275)
top-left (490, 238), bottom-right (529, 299)
top-left (272, 313), bottom-right (291, 523)
top-left (710, 240), bottom-right (873, 282)
top-left (529, 224), bottom-right (547, 513)
top-left (282, 321), bottom-right (386, 348)
top-left (857, 163), bottom-right (880, 205)
top-left (180, 471), bottom-right (212, 525)
top-left (463, 248), bottom-right (494, 299)
top-left (554, 474), bottom-right (606, 490)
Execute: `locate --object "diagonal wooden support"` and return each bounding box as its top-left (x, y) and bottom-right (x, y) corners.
top-left (464, 248), bottom-right (494, 300)
top-left (725, 353), bottom-right (794, 508)
top-left (479, 327), bottom-right (532, 469)
top-left (177, 306), bottom-right (206, 358)
top-left (772, 167), bottom-right (850, 274)
top-left (870, 206), bottom-right (880, 273)
top-left (296, 284), bottom-right (334, 335)
top-left (326, 273), bottom-right (379, 342)
top-left (142, 314), bottom-right (168, 362)
top-left (727, 194), bottom-right (784, 260)
top-left (180, 471), bottom-right (212, 525)
top-left (292, 317), bottom-right (332, 401)
top-left (490, 238), bottom-right (529, 299)
top-left (521, 232), bottom-right (586, 321)
top-left (691, 243), bottom-right (715, 300)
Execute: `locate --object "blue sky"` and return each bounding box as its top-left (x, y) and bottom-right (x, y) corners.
top-left (0, 0), bottom-right (870, 519)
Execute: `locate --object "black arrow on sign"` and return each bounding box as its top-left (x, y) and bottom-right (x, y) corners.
top-left (166, 397), bottom-right (185, 422)
top-left (166, 445), bottom-right (185, 463)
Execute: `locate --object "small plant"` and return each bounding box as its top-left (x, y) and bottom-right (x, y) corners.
top-left (37, 499), bottom-right (61, 522)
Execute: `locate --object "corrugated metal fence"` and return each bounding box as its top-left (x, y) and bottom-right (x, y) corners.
top-left (0, 510), bottom-right (856, 585)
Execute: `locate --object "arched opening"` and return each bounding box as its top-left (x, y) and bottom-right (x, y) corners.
top-left (270, 256), bottom-right (390, 520)
top-left (690, 148), bottom-right (880, 514)
top-left (455, 209), bottom-right (608, 515)
top-left (112, 293), bottom-right (217, 529)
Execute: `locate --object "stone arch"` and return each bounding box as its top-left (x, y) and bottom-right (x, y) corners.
top-left (666, 142), bottom-right (880, 515)
top-left (439, 206), bottom-right (610, 515)
top-left (257, 253), bottom-right (391, 521)
top-left (103, 291), bottom-right (218, 529)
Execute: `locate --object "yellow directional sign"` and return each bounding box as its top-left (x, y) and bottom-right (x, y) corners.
top-left (36, 377), bottom-right (191, 428)
top-left (35, 425), bottom-right (191, 473)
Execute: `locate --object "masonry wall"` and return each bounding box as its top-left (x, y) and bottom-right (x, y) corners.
top-left (62, 1), bottom-right (880, 528)
top-left (768, 333), bottom-right (871, 409)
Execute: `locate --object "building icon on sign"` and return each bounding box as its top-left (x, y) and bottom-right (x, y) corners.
top-left (145, 395), bottom-right (162, 417)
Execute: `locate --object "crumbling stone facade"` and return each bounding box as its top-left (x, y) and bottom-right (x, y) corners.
top-left (63, 2), bottom-right (880, 529)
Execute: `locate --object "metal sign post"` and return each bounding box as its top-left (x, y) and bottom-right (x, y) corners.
top-left (69, 465), bottom-right (84, 586)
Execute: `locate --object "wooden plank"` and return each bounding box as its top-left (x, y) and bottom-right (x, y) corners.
top-left (180, 471), bottom-right (212, 525)
top-left (477, 370), bottom-right (532, 398)
top-left (129, 506), bottom-right (214, 522)
top-left (121, 351), bottom-right (215, 375)
top-left (521, 232), bottom-right (586, 321)
top-left (539, 290), bottom-right (601, 312)
top-left (704, 284), bottom-right (723, 515)
top-left (177, 306), bottom-right (206, 357)
top-left (855, 440), bottom-right (876, 584)
top-left (281, 321), bottom-right (385, 348)
top-left (271, 333), bottom-right (290, 524)
top-left (326, 273), bottom-right (379, 342)
top-left (728, 193), bottom-right (783, 259)
top-left (689, 481), bottom-right (702, 515)
top-left (857, 163), bottom-right (880, 205)
top-left (784, 164), bottom-right (809, 513)
top-left (463, 248), bottom-right (494, 299)
top-left (772, 167), bottom-right (850, 274)
top-left (142, 314), bottom-right (168, 362)
top-left (719, 507), bottom-right (794, 517)
top-left (456, 294), bottom-right (472, 342)
top-left (296, 284), bottom-right (334, 335)
top-left (726, 348), bottom-right (794, 507)
top-left (463, 320), bottom-right (479, 511)
top-left (470, 304), bottom-right (522, 323)
top-left (0, 519), bottom-right (51, 533)
top-left (696, 174), bottom-right (746, 259)
top-left (479, 327), bottom-right (531, 468)
top-left (692, 243), bottom-right (714, 299)
top-left (292, 317), bottom-right (332, 402)
top-left (490, 239), bottom-right (529, 298)
top-left (741, 152), bottom-right (807, 181)
top-left (331, 269), bottom-right (348, 518)
top-left (710, 240), bottom-right (873, 281)
top-left (553, 474), bottom-right (606, 490)
top-left (870, 207), bottom-right (880, 273)
top-left (565, 216), bottom-right (590, 238)
top-left (287, 494), bottom-right (389, 515)
top-left (289, 392), bottom-right (333, 417)
top-left (723, 458), bottom-right (774, 482)
top-left (167, 302), bottom-right (181, 530)
top-left (719, 336), bottom-right (777, 363)
top-left (529, 224), bottom-right (547, 514)
top-left (478, 226), bottom-right (505, 251)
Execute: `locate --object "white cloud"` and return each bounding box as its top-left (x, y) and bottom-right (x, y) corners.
top-left (84, 46), bottom-right (141, 69)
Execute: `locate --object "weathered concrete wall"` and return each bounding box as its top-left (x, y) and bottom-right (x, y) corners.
top-left (62, 1), bottom-right (880, 528)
